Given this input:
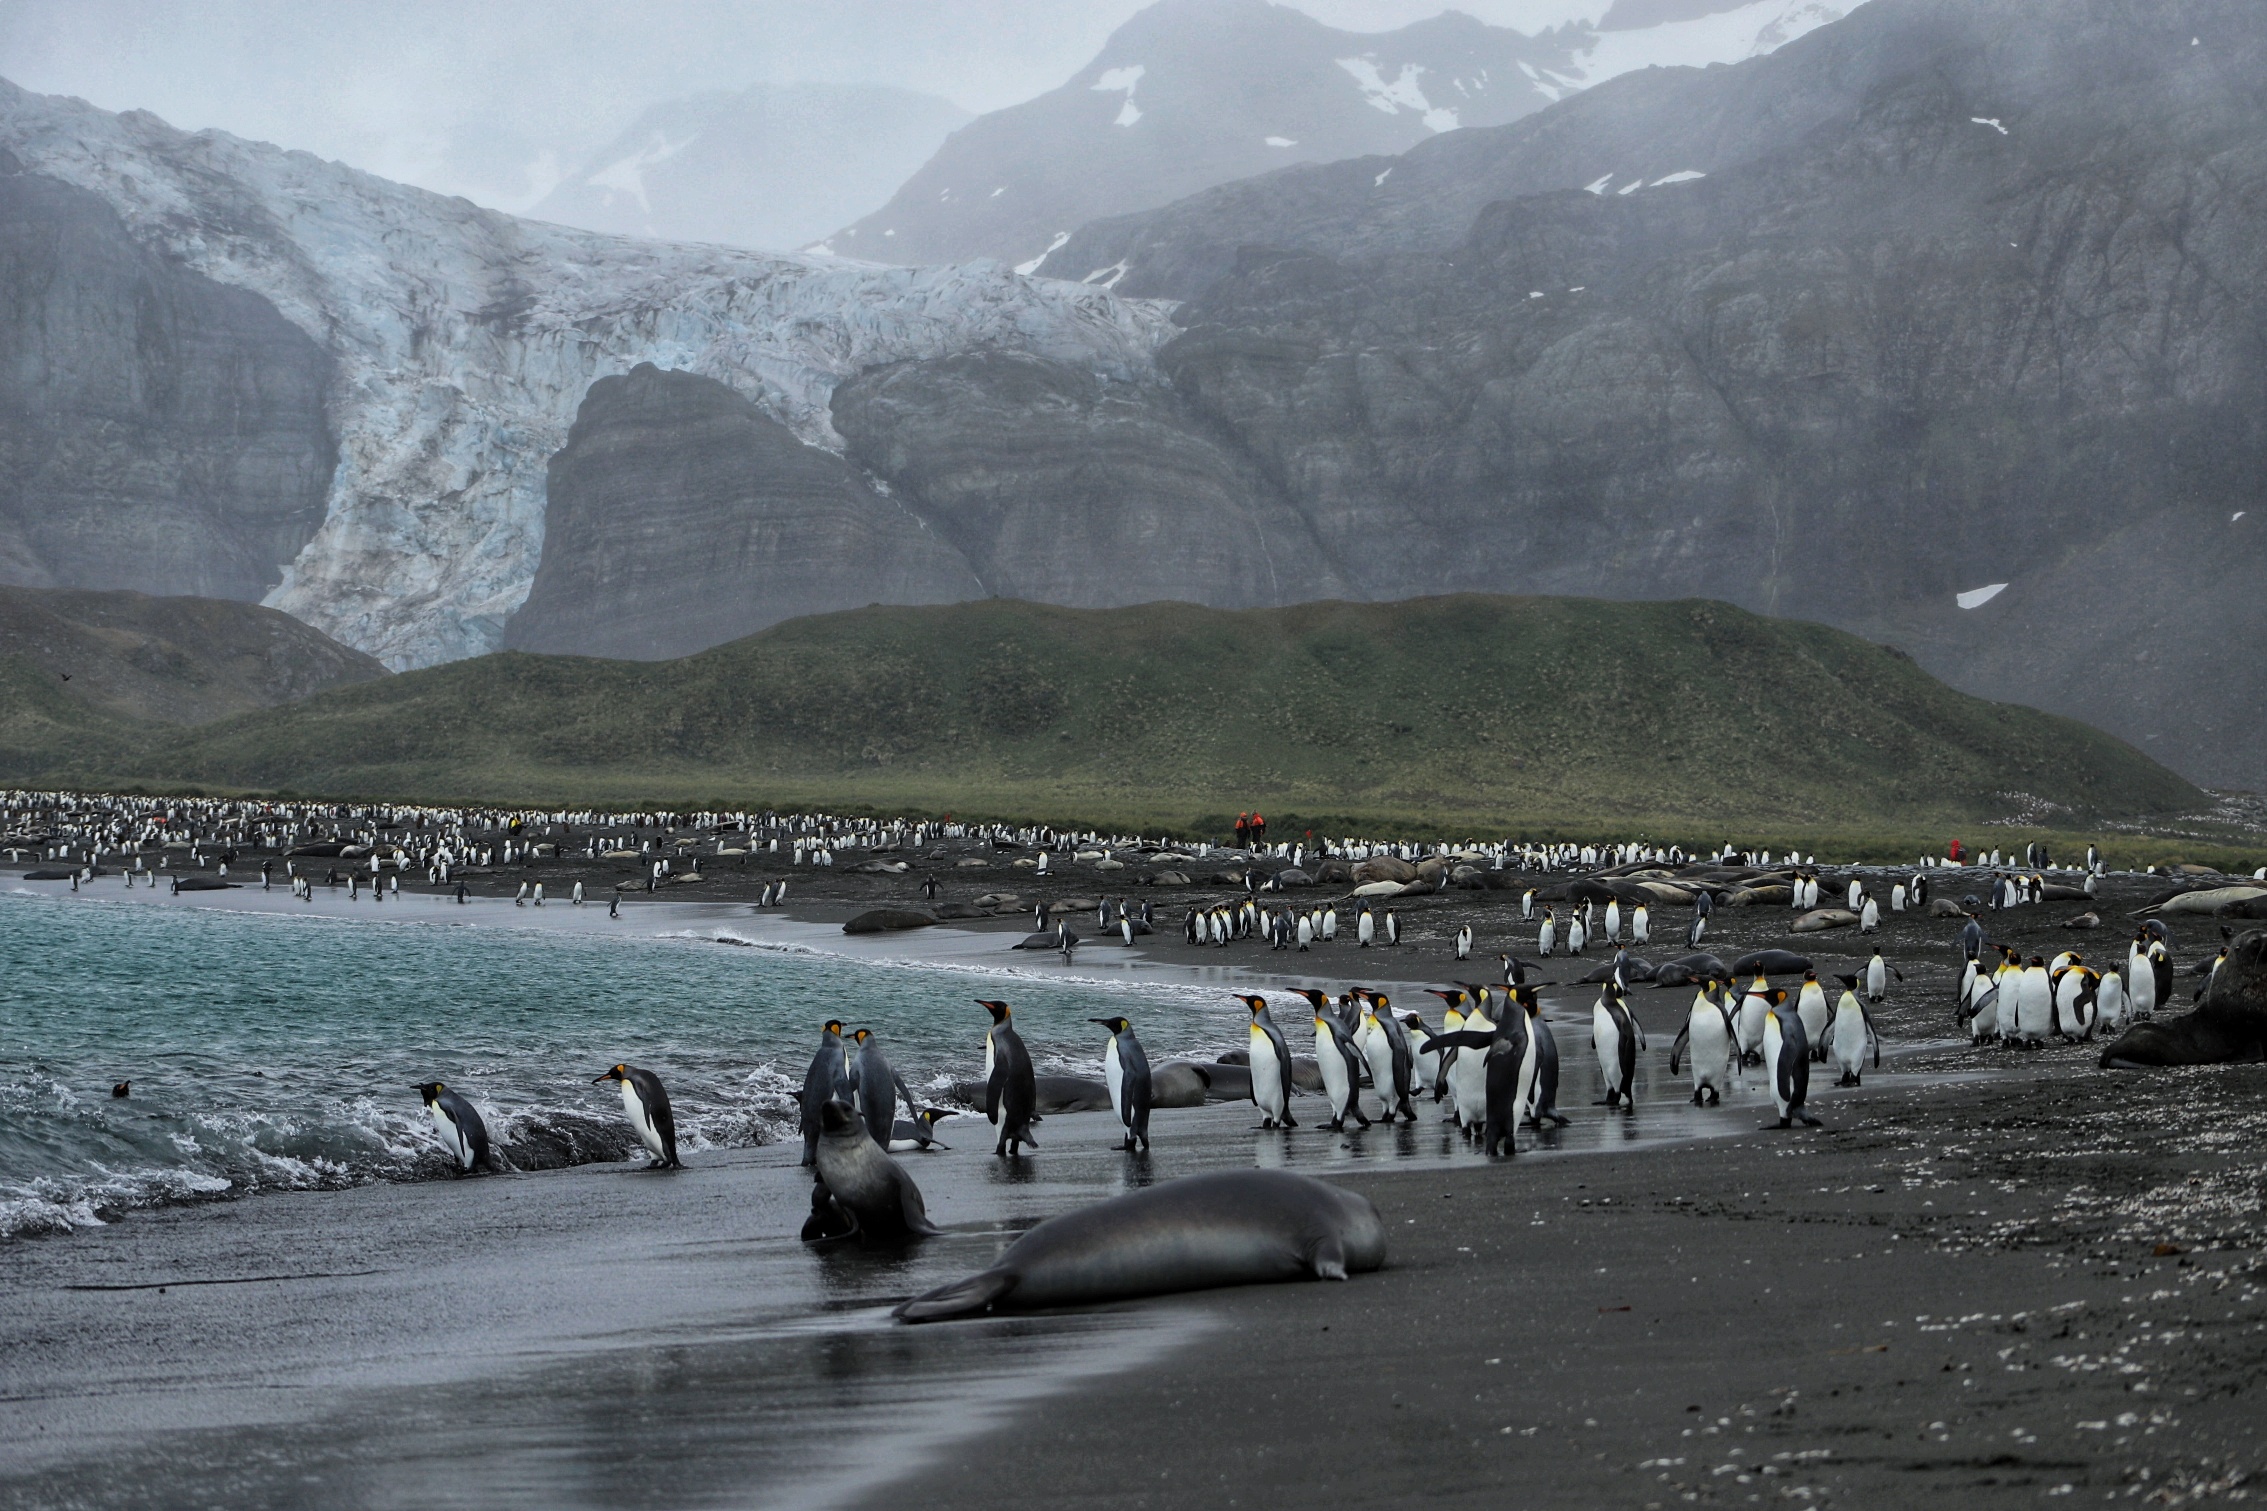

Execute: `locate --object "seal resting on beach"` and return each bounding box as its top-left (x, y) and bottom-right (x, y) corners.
top-left (896, 1170), bottom-right (1385, 1321)
top-left (2099, 928), bottom-right (2267, 1068)
top-left (802, 1100), bottom-right (941, 1245)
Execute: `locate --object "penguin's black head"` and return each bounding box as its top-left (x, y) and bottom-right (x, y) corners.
top-left (978, 999), bottom-right (1011, 1023)
top-left (818, 1099), bottom-right (859, 1134)
top-left (823, 1019), bottom-right (844, 1036)
top-left (1236, 994), bottom-right (1268, 1015)
top-left (111, 1081), bottom-right (129, 1098)
top-left (1834, 974), bottom-right (1858, 989)
top-left (1090, 1016), bottom-right (1130, 1033)
top-left (852, 1028), bottom-right (872, 1044)
top-left (593, 1064), bottom-right (628, 1084)
top-left (415, 1081), bottom-right (444, 1103)
top-left (1292, 988), bottom-right (1329, 1009)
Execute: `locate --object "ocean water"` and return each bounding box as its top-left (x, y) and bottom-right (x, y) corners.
top-left (0, 890), bottom-right (1243, 1238)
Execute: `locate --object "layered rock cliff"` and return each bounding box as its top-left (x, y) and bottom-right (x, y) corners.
top-left (505, 365), bottom-right (980, 660)
top-left (0, 166), bottom-right (334, 601)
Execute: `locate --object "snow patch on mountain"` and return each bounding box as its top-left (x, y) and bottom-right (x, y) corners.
top-left (0, 80), bottom-right (1174, 668)
top-left (1571, 0), bottom-right (1857, 85)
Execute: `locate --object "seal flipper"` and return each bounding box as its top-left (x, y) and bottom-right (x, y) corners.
top-left (897, 1177), bottom-right (943, 1238)
top-left (896, 1267), bottom-right (1020, 1322)
top-left (800, 1181), bottom-right (860, 1243)
top-left (1308, 1232), bottom-right (1350, 1281)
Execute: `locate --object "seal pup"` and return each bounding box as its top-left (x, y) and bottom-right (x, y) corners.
top-left (1092, 1016), bottom-right (1154, 1151)
top-left (415, 1081), bottom-right (492, 1173)
top-left (802, 1100), bottom-right (941, 1245)
top-left (978, 1000), bottom-right (1039, 1155)
top-left (799, 1020), bottom-right (850, 1167)
top-left (593, 1064), bottom-right (680, 1168)
top-left (897, 1170), bottom-right (1386, 1321)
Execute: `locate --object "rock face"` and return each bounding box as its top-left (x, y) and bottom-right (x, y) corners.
top-left (0, 167), bottom-right (334, 602)
top-left (831, 353), bottom-right (1347, 609)
top-left (505, 365), bottom-right (980, 660)
top-left (830, 0), bottom-right (1855, 273)
top-left (530, 83), bottom-right (970, 253)
top-left (0, 584), bottom-right (385, 726)
top-left (0, 78), bottom-right (1173, 668)
top-left (1037, 0), bottom-right (2267, 787)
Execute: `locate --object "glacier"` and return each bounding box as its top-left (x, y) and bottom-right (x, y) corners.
top-left (0, 80), bottom-right (1176, 668)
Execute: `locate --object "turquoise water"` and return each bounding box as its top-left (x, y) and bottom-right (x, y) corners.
top-left (0, 891), bottom-right (1237, 1237)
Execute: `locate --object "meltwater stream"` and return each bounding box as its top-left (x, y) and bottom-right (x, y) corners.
top-left (0, 888), bottom-right (1248, 1237)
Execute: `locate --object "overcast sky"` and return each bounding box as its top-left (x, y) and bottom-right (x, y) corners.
top-left (0, 0), bottom-right (1607, 208)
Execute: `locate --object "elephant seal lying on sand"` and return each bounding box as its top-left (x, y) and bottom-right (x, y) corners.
top-left (896, 1170), bottom-right (1385, 1322)
top-left (2100, 929), bottom-right (2267, 1067)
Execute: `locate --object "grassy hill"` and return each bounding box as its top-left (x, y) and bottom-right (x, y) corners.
top-left (7, 595), bottom-right (2200, 836)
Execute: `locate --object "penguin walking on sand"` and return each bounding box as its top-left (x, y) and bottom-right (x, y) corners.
top-left (1419, 989), bottom-right (1537, 1158)
top-left (1736, 974), bottom-right (1778, 1067)
top-left (1761, 1008), bottom-right (1820, 1128)
top-left (1518, 993), bottom-right (1569, 1128)
top-left (1685, 911), bottom-right (1707, 949)
top-left (1794, 971), bottom-right (1831, 1063)
top-left (1425, 988), bottom-right (1469, 1105)
top-left (1091, 1016), bottom-right (1153, 1151)
top-left (1591, 982), bottom-right (1644, 1109)
top-left (1604, 898), bottom-right (1622, 944)
top-left (978, 1000), bottom-right (1039, 1155)
top-left (1828, 976), bottom-right (1880, 1087)
top-left (593, 1064), bottom-right (680, 1168)
top-left (1538, 908), bottom-right (1558, 958)
top-left (2094, 968), bottom-right (2128, 1035)
top-left (1356, 991), bottom-right (1415, 1122)
top-left (1632, 902), bottom-right (1650, 945)
top-left (1357, 905), bottom-right (1376, 948)
top-left (798, 1020), bottom-right (852, 1167)
top-left (1402, 1011), bottom-right (1444, 1098)
top-left (1864, 948), bottom-right (1901, 1004)
top-left (1455, 924), bottom-right (1473, 961)
top-left (1237, 995), bottom-right (1298, 1129)
top-left (1669, 979), bottom-right (1738, 1105)
top-left (1567, 911), bottom-right (1588, 957)
top-left (416, 1082), bottom-right (493, 1173)
top-left (1306, 998), bottom-right (1371, 1133)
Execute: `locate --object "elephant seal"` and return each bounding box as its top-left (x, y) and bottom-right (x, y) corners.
top-left (896, 1170), bottom-right (1386, 1322)
top-left (1149, 1062), bottom-right (1214, 1107)
top-left (1790, 908), bottom-right (1860, 934)
top-left (1651, 952), bottom-right (1730, 989)
top-left (1732, 948), bottom-right (1814, 977)
top-left (1033, 1075), bottom-right (1115, 1114)
top-left (801, 1101), bottom-right (941, 1245)
top-left (2100, 928), bottom-right (2267, 1068)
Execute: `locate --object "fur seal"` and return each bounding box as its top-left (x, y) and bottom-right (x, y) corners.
top-left (2100, 928), bottom-right (2267, 1067)
top-left (896, 1170), bottom-right (1385, 1321)
top-left (1732, 949), bottom-right (1814, 977)
top-left (802, 1101), bottom-right (942, 1244)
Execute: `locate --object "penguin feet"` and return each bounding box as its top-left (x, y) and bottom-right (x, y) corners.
top-left (1796, 1113), bottom-right (1823, 1127)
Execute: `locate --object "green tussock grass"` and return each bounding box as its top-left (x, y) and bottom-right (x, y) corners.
top-left (0, 596), bottom-right (2210, 853)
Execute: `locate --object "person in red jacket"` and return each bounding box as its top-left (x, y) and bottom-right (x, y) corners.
top-left (1251, 812), bottom-right (1267, 847)
top-left (1234, 813), bottom-right (1251, 848)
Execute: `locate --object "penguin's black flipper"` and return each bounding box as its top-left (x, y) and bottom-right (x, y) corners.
top-left (897, 1267), bottom-right (1020, 1323)
top-left (1668, 1024), bottom-right (1690, 1075)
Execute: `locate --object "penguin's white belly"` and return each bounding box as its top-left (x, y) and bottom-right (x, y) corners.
top-left (1831, 1007), bottom-right (1867, 1075)
top-left (1737, 998), bottom-right (1767, 1054)
top-left (429, 1104), bottom-right (471, 1169)
top-left (622, 1081), bottom-right (664, 1159)
top-left (1361, 1034), bottom-right (1395, 1110)
top-left (1798, 994), bottom-right (1828, 1049)
top-left (1994, 977), bottom-right (2020, 1039)
top-left (2096, 973), bottom-right (2126, 1032)
top-left (1689, 1014), bottom-right (1731, 1092)
top-left (2017, 972), bottom-right (2052, 1040)
top-left (1763, 1027), bottom-right (1790, 1115)
top-left (1250, 1043), bottom-right (1287, 1115)
top-left (1591, 1008), bottom-right (1618, 1086)
top-left (1103, 1040), bottom-right (1125, 1120)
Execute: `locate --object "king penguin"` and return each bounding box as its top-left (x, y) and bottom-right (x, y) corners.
top-left (1760, 1009), bottom-right (1820, 1129)
top-left (848, 1027), bottom-right (905, 1148)
top-left (977, 1000), bottom-right (1039, 1155)
top-left (1237, 995), bottom-right (1298, 1128)
top-left (1419, 988), bottom-right (1537, 1157)
top-left (887, 1107), bottom-right (959, 1153)
top-left (1591, 982), bottom-right (1644, 1109)
top-left (1090, 1016), bottom-right (1153, 1151)
top-left (798, 1020), bottom-right (851, 1168)
top-left (1828, 976), bottom-right (1879, 1087)
top-left (415, 1082), bottom-right (492, 1174)
top-left (1668, 979), bottom-right (1737, 1105)
top-left (1356, 991), bottom-right (1415, 1122)
top-left (593, 1064), bottom-right (680, 1168)
top-left (1519, 992), bottom-right (1569, 1127)
top-left (1794, 970), bottom-right (1831, 1063)
top-left (1304, 995), bottom-right (1370, 1133)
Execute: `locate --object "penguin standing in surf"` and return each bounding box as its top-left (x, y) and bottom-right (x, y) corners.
top-left (1091, 1016), bottom-right (1153, 1152)
top-left (1419, 988), bottom-right (1537, 1157)
top-left (978, 1000), bottom-right (1039, 1155)
top-left (415, 1082), bottom-right (493, 1174)
top-left (1517, 992), bottom-right (1569, 1128)
top-left (849, 1027), bottom-right (907, 1148)
top-left (1303, 994), bottom-right (1370, 1133)
top-left (593, 1064), bottom-right (680, 1168)
top-left (1237, 995), bottom-right (1298, 1129)
top-left (1358, 990), bottom-right (1416, 1121)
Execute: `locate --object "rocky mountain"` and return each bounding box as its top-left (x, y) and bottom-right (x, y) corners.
top-left (0, 585), bottom-right (385, 726)
top-left (824, 0), bottom-right (1856, 273)
top-left (528, 83), bottom-right (970, 252)
top-left (843, 0), bottom-right (2267, 791)
top-left (0, 78), bottom-right (1171, 669)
